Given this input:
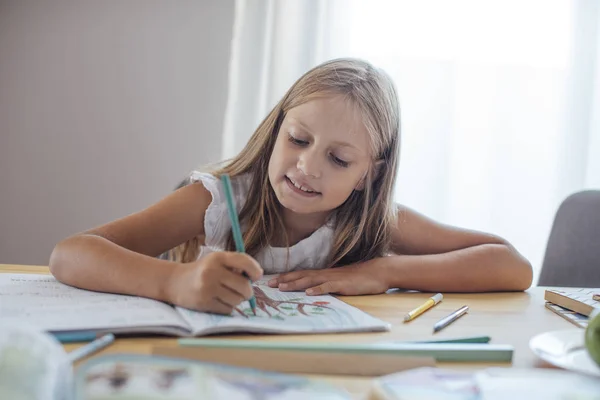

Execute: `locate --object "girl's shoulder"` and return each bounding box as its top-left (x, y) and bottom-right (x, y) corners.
top-left (188, 171), bottom-right (253, 253)
top-left (189, 171), bottom-right (252, 211)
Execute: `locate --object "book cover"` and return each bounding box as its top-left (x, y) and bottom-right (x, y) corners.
top-left (544, 288), bottom-right (600, 317)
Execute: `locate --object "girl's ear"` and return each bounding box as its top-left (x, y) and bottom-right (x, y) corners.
top-left (355, 160), bottom-right (385, 191)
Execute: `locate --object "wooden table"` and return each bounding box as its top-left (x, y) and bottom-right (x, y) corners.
top-left (1, 264), bottom-right (573, 398)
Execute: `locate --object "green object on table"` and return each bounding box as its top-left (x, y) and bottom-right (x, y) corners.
top-left (585, 309), bottom-right (600, 366)
top-left (220, 174), bottom-right (257, 315)
top-left (52, 332), bottom-right (97, 343)
top-left (413, 336), bottom-right (491, 344)
top-left (178, 338), bottom-right (513, 363)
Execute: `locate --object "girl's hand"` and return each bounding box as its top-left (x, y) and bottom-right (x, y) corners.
top-left (268, 259), bottom-right (389, 296)
top-left (166, 251), bottom-right (263, 314)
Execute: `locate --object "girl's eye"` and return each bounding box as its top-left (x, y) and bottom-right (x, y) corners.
top-left (287, 133), bottom-right (349, 167)
top-left (287, 134), bottom-right (308, 146)
top-left (330, 154), bottom-right (349, 168)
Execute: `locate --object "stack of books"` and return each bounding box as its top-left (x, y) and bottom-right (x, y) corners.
top-left (544, 288), bottom-right (600, 328)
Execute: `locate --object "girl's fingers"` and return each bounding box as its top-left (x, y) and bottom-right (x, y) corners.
top-left (220, 252), bottom-right (263, 282)
top-left (278, 275), bottom-right (326, 291)
top-left (216, 285), bottom-right (246, 308)
top-left (306, 280), bottom-right (345, 296)
top-left (210, 298), bottom-right (234, 315)
top-left (271, 271), bottom-right (311, 286)
top-left (221, 267), bottom-right (254, 299)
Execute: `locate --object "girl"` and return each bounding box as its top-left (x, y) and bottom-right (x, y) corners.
top-left (50, 58), bottom-right (533, 315)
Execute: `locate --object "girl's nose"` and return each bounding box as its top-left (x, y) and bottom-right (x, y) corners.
top-left (297, 149), bottom-right (321, 178)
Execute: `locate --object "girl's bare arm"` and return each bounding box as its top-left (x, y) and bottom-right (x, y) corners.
top-left (383, 205), bottom-right (533, 292)
top-left (49, 183), bottom-right (211, 302)
top-left (271, 205), bottom-right (533, 295)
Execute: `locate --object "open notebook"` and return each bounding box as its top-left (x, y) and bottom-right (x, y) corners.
top-left (0, 273), bottom-right (390, 336)
top-left (544, 303), bottom-right (589, 328)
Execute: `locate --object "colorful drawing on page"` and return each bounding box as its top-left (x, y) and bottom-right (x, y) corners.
top-left (233, 286), bottom-right (332, 319)
top-left (175, 281), bottom-right (383, 333)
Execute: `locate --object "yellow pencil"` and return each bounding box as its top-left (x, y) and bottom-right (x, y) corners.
top-left (404, 293), bottom-right (443, 322)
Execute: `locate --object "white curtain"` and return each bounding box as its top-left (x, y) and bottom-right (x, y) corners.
top-left (222, 0), bottom-right (600, 281)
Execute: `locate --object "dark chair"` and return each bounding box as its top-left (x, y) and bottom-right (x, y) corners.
top-left (538, 190), bottom-right (600, 287)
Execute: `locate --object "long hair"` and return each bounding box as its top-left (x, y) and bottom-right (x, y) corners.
top-left (173, 58), bottom-right (400, 267)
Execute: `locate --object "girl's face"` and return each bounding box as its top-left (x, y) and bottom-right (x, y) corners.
top-left (268, 95), bottom-right (372, 218)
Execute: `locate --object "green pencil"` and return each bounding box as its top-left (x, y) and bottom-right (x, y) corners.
top-left (221, 174), bottom-right (257, 315)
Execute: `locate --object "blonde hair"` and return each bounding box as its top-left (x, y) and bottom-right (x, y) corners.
top-left (172, 58), bottom-right (400, 267)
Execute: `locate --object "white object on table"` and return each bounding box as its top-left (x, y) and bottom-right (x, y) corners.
top-left (529, 329), bottom-right (600, 377)
top-left (0, 324), bottom-right (72, 400)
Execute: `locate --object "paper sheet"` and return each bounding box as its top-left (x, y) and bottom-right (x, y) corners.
top-left (0, 274), bottom-right (187, 332)
top-left (177, 277), bottom-right (390, 335)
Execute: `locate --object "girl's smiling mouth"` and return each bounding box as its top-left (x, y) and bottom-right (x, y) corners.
top-left (285, 176), bottom-right (321, 197)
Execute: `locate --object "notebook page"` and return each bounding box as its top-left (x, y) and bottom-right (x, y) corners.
top-left (176, 276), bottom-right (390, 336)
top-left (0, 274), bottom-right (189, 333)
top-left (559, 288), bottom-right (600, 308)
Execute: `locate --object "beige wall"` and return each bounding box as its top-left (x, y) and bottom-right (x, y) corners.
top-left (0, 1), bottom-right (234, 265)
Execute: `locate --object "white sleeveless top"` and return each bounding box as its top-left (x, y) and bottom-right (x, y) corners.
top-left (191, 172), bottom-right (334, 274)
